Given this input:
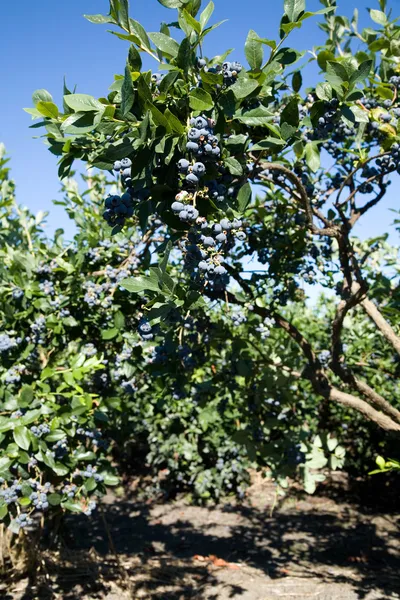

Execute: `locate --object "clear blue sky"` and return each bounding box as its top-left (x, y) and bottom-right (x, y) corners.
top-left (0, 0), bottom-right (398, 243)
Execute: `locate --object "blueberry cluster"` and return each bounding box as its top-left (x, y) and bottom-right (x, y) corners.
top-left (83, 343), bottom-right (97, 357)
top-left (30, 316), bottom-right (46, 344)
top-left (121, 378), bottom-right (137, 394)
top-left (185, 115), bottom-right (220, 162)
top-left (5, 364), bottom-right (25, 385)
top-left (318, 349), bottom-right (331, 366)
top-left (12, 288), bottom-right (24, 300)
top-left (102, 159), bottom-right (150, 227)
top-left (255, 317), bottom-right (274, 339)
top-left (39, 280), bottom-right (55, 296)
top-left (171, 193), bottom-right (199, 223)
top-left (138, 319), bottom-right (154, 340)
top-left (182, 216), bottom-right (245, 289)
top-left (75, 464), bottom-right (104, 482)
top-left (36, 262), bottom-right (52, 275)
top-left (231, 311), bottom-right (246, 326)
top-left (84, 500), bottom-right (97, 516)
top-left (11, 409), bottom-right (23, 418)
top-left (30, 489), bottom-right (50, 510)
top-left (62, 483), bottom-right (77, 498)
top-left (204, 60), bottom-right (243, 87)
top-left (59, 308), bottom-right (71, 318)
top-left (83, 281), bottom-right (108, 307)
top-left (52, 438), bottom-right (68, 458)
top-left (151, 73), bottom-right (164, 85)
top-left (76, 427), bottom-right (106, 448)
top-left (389, 75), bottom-right (400, 88)
top-left (103, 192), bottom-right (136, 227)
top-left (0, 333), bottom-right (19, 352)
top-left (0, 481), bottom-right (21, 505)
top-left (376, 143), bottom-right (400, 173)
top-left (14, 513), bottom-right (33, 529)
top-left (31, 423), bottom-right (50, 437)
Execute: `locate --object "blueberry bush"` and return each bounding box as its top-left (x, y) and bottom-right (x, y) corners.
top-left (1, 0), bottom-right (400, 539)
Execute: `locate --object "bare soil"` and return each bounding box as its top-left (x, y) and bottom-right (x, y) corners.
top-left (1, 473), bottom-right (399, 600)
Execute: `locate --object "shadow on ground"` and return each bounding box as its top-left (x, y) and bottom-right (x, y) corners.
top-left (3, 477), bottom-right (400, 600)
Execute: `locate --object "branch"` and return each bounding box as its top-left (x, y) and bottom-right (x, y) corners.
top-left (221, 271), bottom-right (400, 431)
top-left (328, 387), bottom-right (400, 431)
top-left (258, 162), bottom-right (338, 236)
top-left (348, 183), bottom-right (387, 227)
top-left (352, 282), bottom-right (400, 357)
top-left (335, 151), bottom-right (389, 207)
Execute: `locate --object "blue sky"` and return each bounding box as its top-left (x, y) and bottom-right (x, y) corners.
top-left (0, 0), bottom-right (398, 244)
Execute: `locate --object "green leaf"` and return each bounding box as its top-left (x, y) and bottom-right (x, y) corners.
top-left (176, 37), bottom-right (192, 72)
top-left (120, 275), bottom-right (162, 294)
top-left (376, 455), bottom-right (386, 469)
top-left (200, 1), bottom-right (214, 29)
top-left (245, 30), bottom-right (263, 70)
top-left (62, 501), bottom-right (83, 513)
top-left (101, 328), bottom-right (119, 340)
top-left (36, 101), bottom-right (59, 119)
top-left (369, 9), bottom-right (387, 25)
top-left (292, 70), bottom-right (302, 93)
top-left (280, 97), bottom-right (300, 128)
top-left (48, 493), bottom-right (62, 506)
top-left (189, 88), bottom-right (214, 110)
top-left (121, 65), bottom-right (135, 116)
top-left (237, 182), bottom-right (252, 212)
top-left (157, 0), bottom-right (185, 7)
top-left (317, 50), bottom-right (335, 71)
top-left (164, 109), bottom-right (185, 133)
top-left (84, 477), bottom-right (97, 492)
top-left (103, 473), bottom-right (119, 486)
top-left (284, 0), bottom-right (305, 22)
top-left (32, 89), bottom-right (53, 106)
top-left (350, 105), bottom-right (369, 123)
top-left (159, 71), bottom-right (179, 93)
top-left (18, 385), bottom-right (34, 408)
top-left (181, 9), bottom-right (201, 34)
top-left (148, 32), bottom-right (180, 57)
top-left (251, 36), bottom-right (276, 50)
top-left (84, 14), bottom-right (116, 24)
top-left (224, 157), bottom-right (243, 176)
top-left (64, 94), bottom-right (104, 113)
top-left (119, 0), bottom-right (131, 31)
top-left (13, 426), bottom-right (31, 451)
top-left (230, 77), bottom-right (259, 100)
top-left (315, 82), bottom-right (333, 101)
top-left (325, 61), bottom-right (349, 88)
top-left (349, 59), bottom-right (372, 86)
top-left (305, 143), bottom-right (320, 172)
top-left (234, 105), bottom-right (274, 127)
top-left (128, 45), bottom-right (142, 71)
top-left (61, 112), bottom-right (95, 135)
top-left (147, 102), bottom-right (171, 131)
top-left (375, 85), bottom-right (393, 100)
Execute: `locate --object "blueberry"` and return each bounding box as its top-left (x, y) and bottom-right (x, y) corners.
top-left (186, 141), bottom-right (199, 152)
top-left (202, 236), bottom-right (215, 247)
top-left (178, 159), bottom-right (190, 172)
top-left (220, 218), bottom-right (232, 230)
top-left (186, 173), bottom-right (199, 185)
top-left (195, 117), bottom-right (208, 129)
top-left (192, 162), bottom-right (206, 177)
top-left (120, 158), bottom-right (132, 168)
top-left (171, 201), bottom-right (185, 213)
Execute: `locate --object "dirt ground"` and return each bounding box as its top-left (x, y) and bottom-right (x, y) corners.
top-left (1, 473), bottom-right (399, 600)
